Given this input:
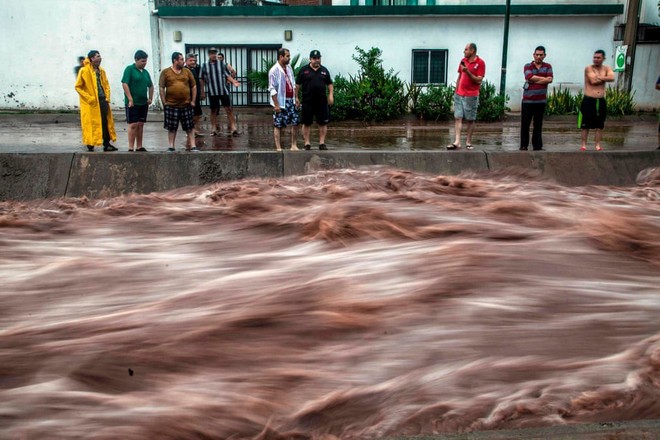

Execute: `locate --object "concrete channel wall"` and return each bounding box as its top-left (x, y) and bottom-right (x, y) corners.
top-left (1, 151), bottom-right (659, 201)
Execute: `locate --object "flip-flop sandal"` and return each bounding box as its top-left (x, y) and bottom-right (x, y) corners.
top-left (580, 146), bottom-right (587, 151)
top-left (446, 143), bottom-right (461, 150)
top-left (466, 145), bottom-right (474, 150)
top-left (595, 146), bottom-right (602, 151)
top-left (136, 147), bottom-right (148, 152)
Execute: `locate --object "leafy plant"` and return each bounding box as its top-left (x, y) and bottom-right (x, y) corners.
top-left (476, 81), bottom-right (510, 122)
top-left (546, 86), bottom-right (573, 115)
top-left (545, 86), bottom-right (580, 115)
top-left (406, 83), bottom-right (423, 112)
top-left (605, 86), bottom-right (636, 116)
top-left (247, 53), bottom-right (304, 91)
top-left (331, 46), bottom-right (409, 122)
top-left (412, 84), bottom-right (455, 121)
top-left (329, 74), bottom-right (353, 121)
top-left (572, 90), bottom-right (584, 115)
top-left (545, 86), bottom-right (635, 116)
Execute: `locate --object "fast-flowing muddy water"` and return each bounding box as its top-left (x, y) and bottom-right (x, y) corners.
top-left (1, 169), bottom-right (659, 439)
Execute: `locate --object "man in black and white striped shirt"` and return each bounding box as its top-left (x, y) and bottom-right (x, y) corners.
top-left (200, 47), bottom-right (240, 136)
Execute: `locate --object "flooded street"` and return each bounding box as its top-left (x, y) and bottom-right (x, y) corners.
top-left (0, 111), bottom-right (656, 153)
top-left (1, 169), bottom-right (659, 439)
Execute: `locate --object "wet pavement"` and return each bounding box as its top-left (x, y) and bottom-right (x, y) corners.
top-left (0, 108), bottom-right (657, 153)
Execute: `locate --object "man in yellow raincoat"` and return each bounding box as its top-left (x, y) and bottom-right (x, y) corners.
top-left (75, 50), bottom-right (117, 152)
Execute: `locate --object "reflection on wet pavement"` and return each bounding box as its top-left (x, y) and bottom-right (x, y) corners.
top-left (0, 110), bottom-right (657, 153)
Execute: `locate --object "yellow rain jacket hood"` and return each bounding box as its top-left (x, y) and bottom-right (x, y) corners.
top-left (75, 58), bottom-right (116, 146)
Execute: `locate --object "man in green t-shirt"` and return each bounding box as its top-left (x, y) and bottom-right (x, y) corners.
top-left (121, 50), bottom-right (153, 152)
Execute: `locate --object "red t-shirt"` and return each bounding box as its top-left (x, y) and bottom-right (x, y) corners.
top-left (285, 75), bottom-right (294, 98)
top-left (456, 56), bottom-right (486, 97)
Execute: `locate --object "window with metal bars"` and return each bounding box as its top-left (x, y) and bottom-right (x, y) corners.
top-left (185, 44), bottom-right (280, 106)
top-left (412, 49), bottom-right (447, 85)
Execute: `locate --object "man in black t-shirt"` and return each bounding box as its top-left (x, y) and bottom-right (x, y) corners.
top-left (295, 50), bottom-right (334, 150)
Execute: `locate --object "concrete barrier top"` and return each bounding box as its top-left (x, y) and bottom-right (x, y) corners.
top-left (1, 150), bottom-right (659, 200)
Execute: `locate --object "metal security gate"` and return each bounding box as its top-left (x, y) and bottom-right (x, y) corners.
top-left (185, 44), bottom-right (280, 106)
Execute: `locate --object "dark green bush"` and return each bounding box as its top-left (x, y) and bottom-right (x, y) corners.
top-left (413, 84), bottom-right (456, 121)
top-left (329, 74), bottom-right (353, 121)
top-left (331, 46), bottom-right (409, 122)
top-left (477, 81), bottom-right (510, 122)
top-left (406, 83), bottom-right (423, 113)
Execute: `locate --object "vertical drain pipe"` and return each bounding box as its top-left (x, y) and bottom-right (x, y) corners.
top-left (499, 0), bottom-right (511, 97)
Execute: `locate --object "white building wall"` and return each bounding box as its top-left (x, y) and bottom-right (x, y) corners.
top-left (0, 0), bottom-right (153, 110)
top-left (640, 0), bottom-right (659, 25)
top-left (505, 15), bottom-right (619, 106)
top-left (339, 1), bottom-right (622, 5)
top-left (1, 0), bottom-right (654, 111)
top-left (632, 44), bottom-right (660, 110)
top-left (160, 15), bottom-right (618, 111)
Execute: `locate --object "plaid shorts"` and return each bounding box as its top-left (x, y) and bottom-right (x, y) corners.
top-left (273, 99), bottom-right (300, 128)
top-left (163, 105), bottom-right (195, 132)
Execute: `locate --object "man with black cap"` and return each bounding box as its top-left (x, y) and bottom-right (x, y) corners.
top-left (200, 47), bottom-right (240, 136)
top-left (296, 50), bottom-right (334, 150)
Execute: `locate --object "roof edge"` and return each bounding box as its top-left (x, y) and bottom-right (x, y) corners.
top-left (156, 4), bottom-right (624, 18)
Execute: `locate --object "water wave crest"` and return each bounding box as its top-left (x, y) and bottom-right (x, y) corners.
top-left (1, 169), bottom-right (659, 439)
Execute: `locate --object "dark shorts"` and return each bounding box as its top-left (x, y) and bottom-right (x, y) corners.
top-left (125, 104), bottom-right (149, 124)
top-left (578, 96), bottom-right (607, 130)
top-left (163, 105), bottom-right (195, 132)
top-left (301, 99), bottom-right (330, 126)
top-left (209, 95), bottom-right (231, 111)
top-left (193, 99), bottom-right (202, 116)
top-left (273, 99), bottom-right (300, 128)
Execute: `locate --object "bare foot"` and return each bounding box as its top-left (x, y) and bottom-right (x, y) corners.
top-left (290, 145), bottom-right (299, 151)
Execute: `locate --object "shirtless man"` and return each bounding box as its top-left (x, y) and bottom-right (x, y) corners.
top-left (578, 50), bottom-right (614, 151)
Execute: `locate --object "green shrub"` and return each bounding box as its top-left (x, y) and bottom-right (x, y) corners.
top-left (605, 86), bottom-right (636, 116)
top-left (406, 83), bottom-right (423, 113)
top-left (330, 74), bottom-right (353, 121)
top-left (545, 86), bottom-right (635, 116)
top-left (477, 81), bottom-right (510, 122)
top-left (413, 84), bottom-right (455, 121)
top-left (545, 86), bottom-right (577, 115)
top-left (572, 90), bottom-right (584, 115)
top-left (331, 46), bottom-right (409, 122)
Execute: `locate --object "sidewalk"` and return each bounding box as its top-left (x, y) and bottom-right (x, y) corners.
top-left (0, 109), bottom-right (657, 153)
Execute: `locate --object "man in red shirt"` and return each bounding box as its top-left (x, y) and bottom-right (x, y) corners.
top-left (447, 43), bottom-right (485, 150)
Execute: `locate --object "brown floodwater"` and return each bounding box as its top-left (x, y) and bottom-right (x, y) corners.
top-left (1, 168), bottom-right (659, 439)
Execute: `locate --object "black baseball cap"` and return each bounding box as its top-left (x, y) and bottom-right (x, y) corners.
top-left (309, 50), bottom-right (321, 58)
